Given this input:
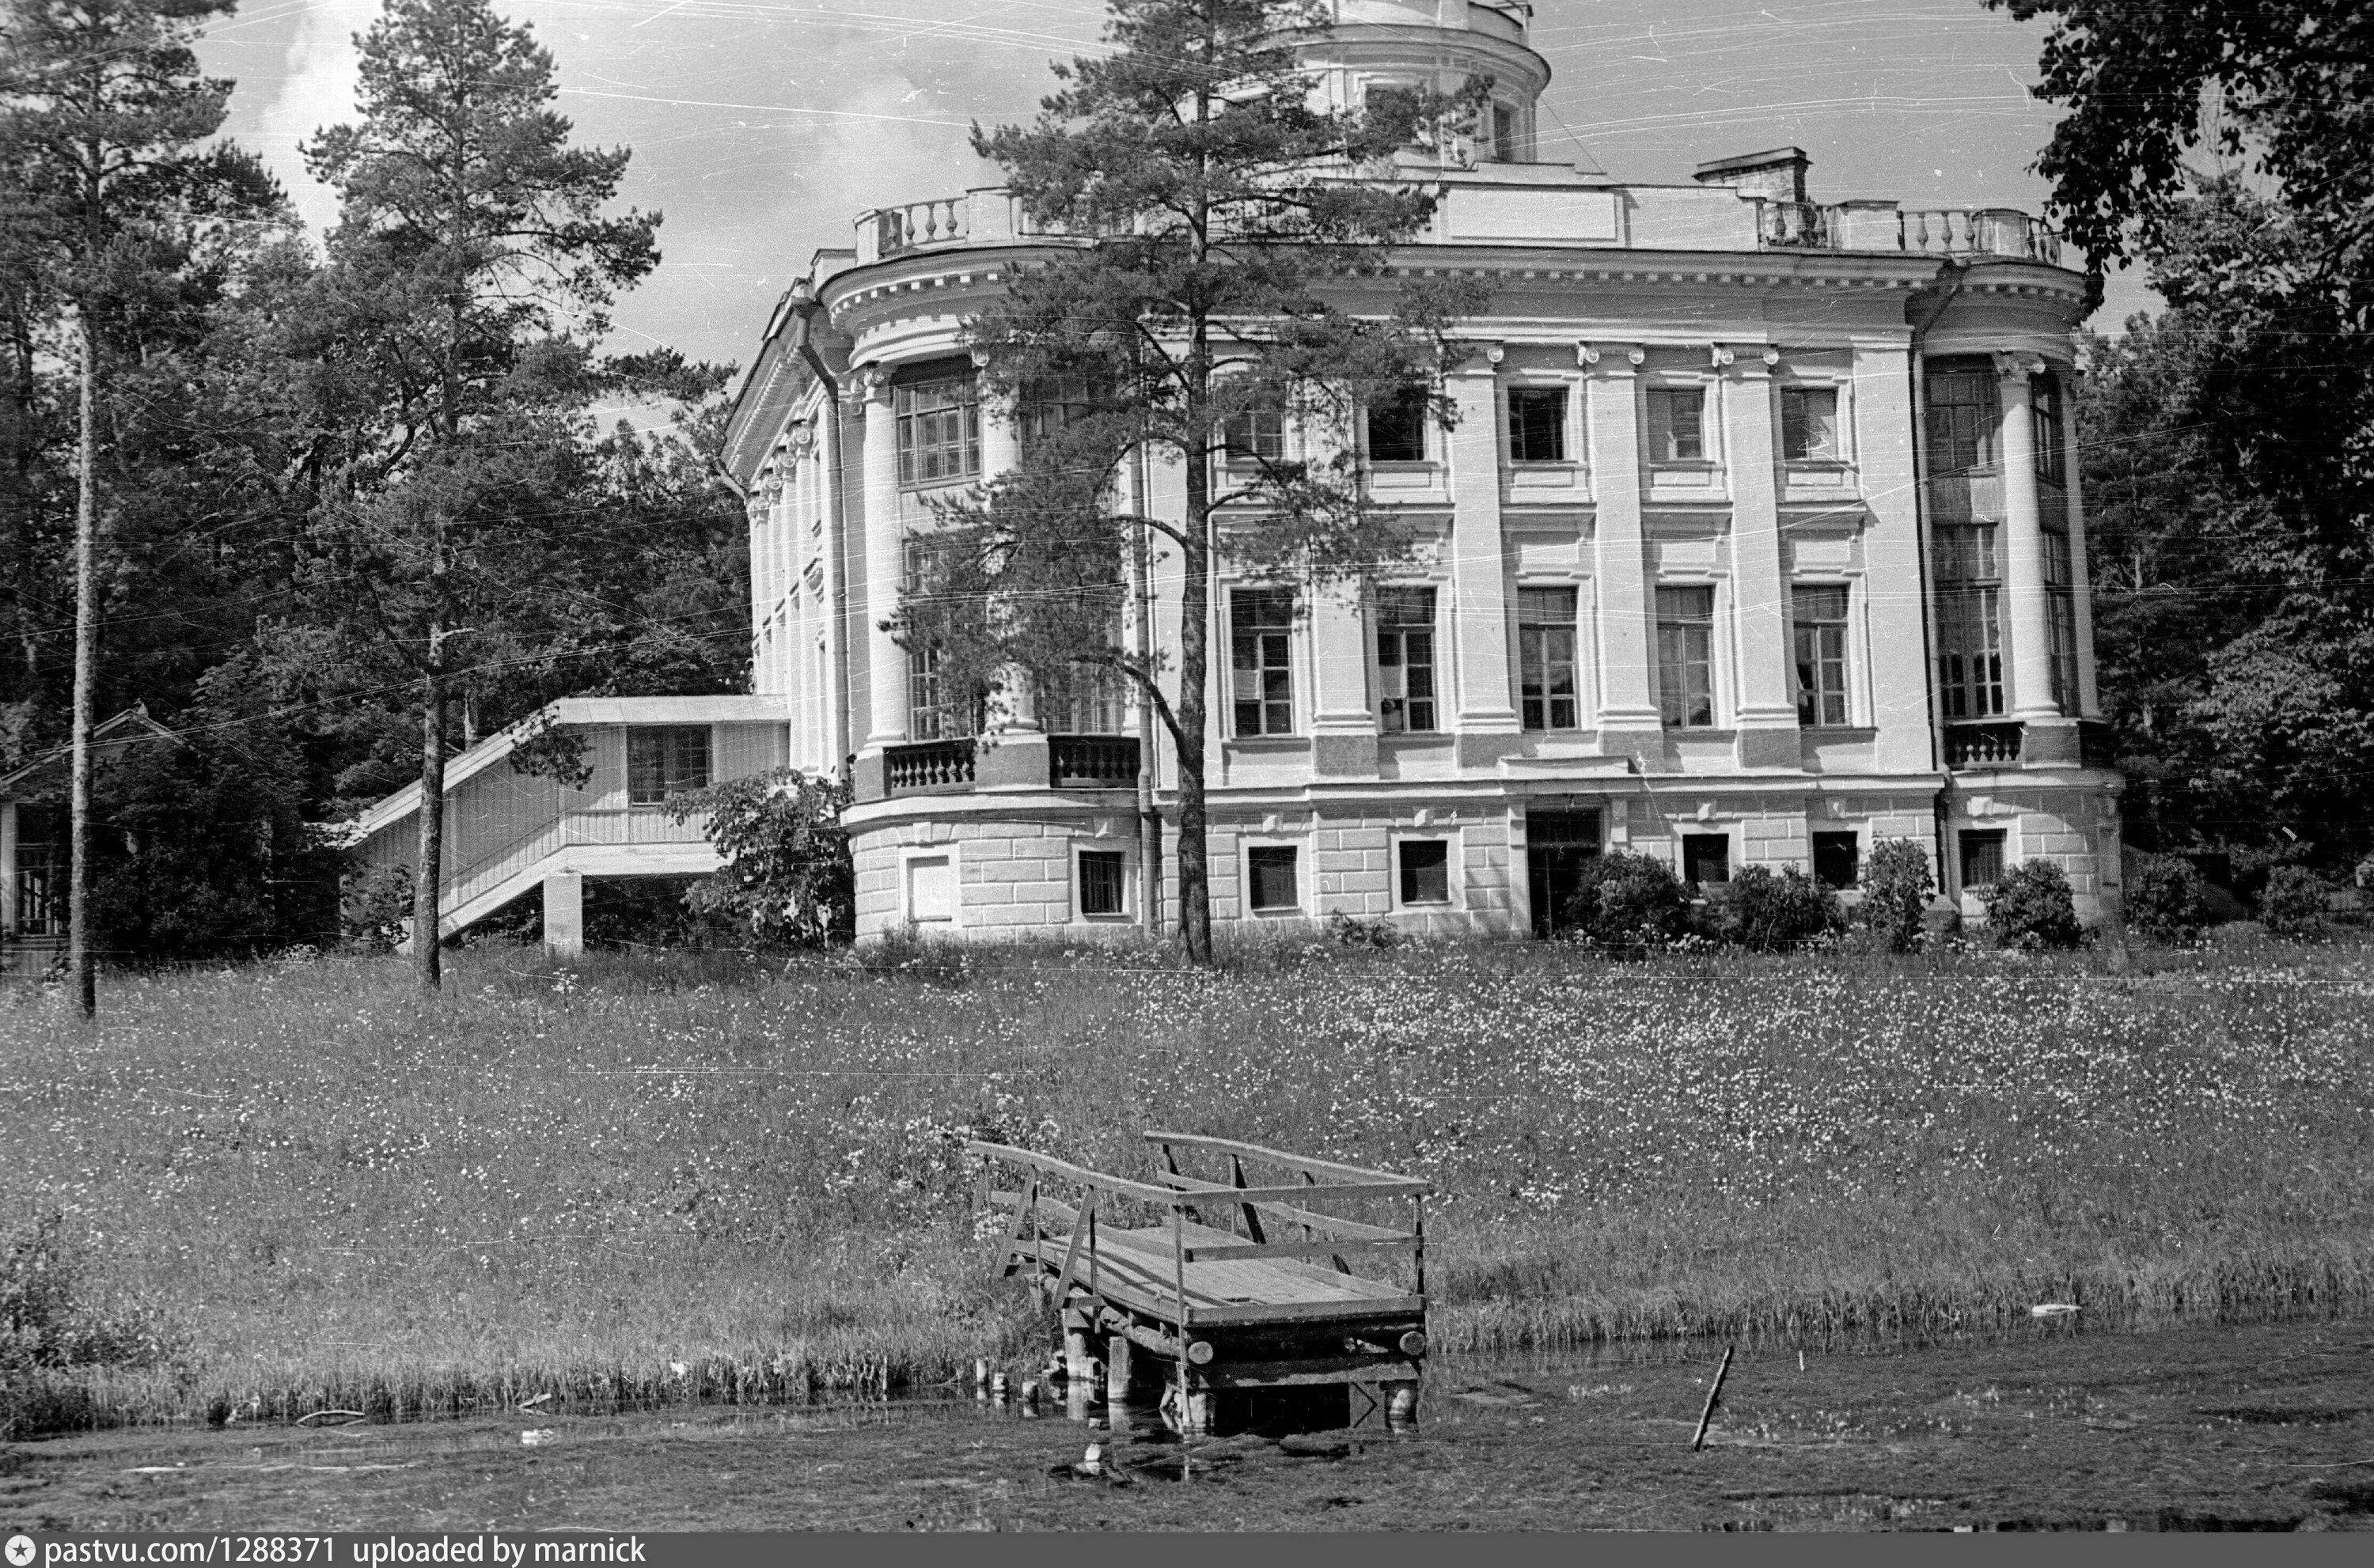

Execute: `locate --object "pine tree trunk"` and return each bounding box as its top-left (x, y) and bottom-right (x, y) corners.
top-left (413, 657), bottom-right (447, 990)
top-left (67, 312), bottom-right (98, 1018)
top-left (1177, 420), bottom-right (1214, 965)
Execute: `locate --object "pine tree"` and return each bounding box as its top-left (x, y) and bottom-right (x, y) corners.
top-left (291, 0), bottom-right (660, 989)
top-left (0, 0), bottom-right (272, 1013)
top-left (909, 0), bottom-right (1488, 962)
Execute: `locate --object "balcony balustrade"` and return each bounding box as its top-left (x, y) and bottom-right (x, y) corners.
top-left (1898, 207), bottom-right (2061, 265)
top-left (875, 196), bottom-right (967, 257)
top-left (886, 737), bottom-right (976, 793)
top-left (1944, 721), bottom-right (2024, 769)
top-left (1049, 733), bottom-right (1140, 790)
top-left (1755, 199), bottom-right (1834, 249)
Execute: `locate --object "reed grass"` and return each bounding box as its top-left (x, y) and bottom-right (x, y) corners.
top-left (5, 930), bottom-right (2370, 1435)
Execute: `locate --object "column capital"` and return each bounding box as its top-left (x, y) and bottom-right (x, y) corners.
top-left (1582, 344), bottom-right (1644, 374)
top-left (1451, 341), bottom-right (1504, 376)
top-left (854, 362), bottom-right (895, 403)
top-left (1991, 350), bottom-right (2048, 382)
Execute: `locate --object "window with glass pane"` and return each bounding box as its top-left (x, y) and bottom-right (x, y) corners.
top-left (1656, 585), bottom-right (1716, 728)
top-left (1792, 584), bottom-right (1851, 726)
top-left (1507, 387), bottom-right (1566, 462)
top-left (1049, 664), bottom-right (1127, 734)
top-left (895, 376), bottom-right (980, 486)
top-left (1682, 833), bottom-right (1730, 887)
top-left (1517, 586), bottom-right (1580, 731)
top-left (1078, 850), bottom-right (1126, 917)
top-left (1923, 366), bottom-right (1999, 475)
top-left (1022, 375), bottom-right (1097, 453)
top-left (1959, 829), bottom-right (2005, 891)
top-left (908, 644), bottom-right (974, 740)
top-left (1936, 588), bottom-right (2005, 719)
top-left (1645, 388), bottom-right (1708, 464)
top-left (1780, 386), bottom-right (1840, 460)
top-left (1247, 845), bottom-right (1299, 911)
top-left (628, 726), bottom-right (711, 806)
top-left (1811, 831), bottom-right (1859, 891)
top-left (1223, 405), bottom-right (1284, 461)
top-left (1366, 388), bottom-right (1427, 462)
top-left (1375, 587), bottom-right (1437, 734)
top-left (1231, 589), bottom-right (1295, 736)
top-left (1398, 839), bottom-right (1450, 904)
top-left (1488, 102), bottom-right (1518, 162)
top-left (1931, 521), bottom-right (2000, 584)
top-left (2045, 528), bottom-right (2078, 714)
top-left (2031, 373), bottom-right (2066, 486)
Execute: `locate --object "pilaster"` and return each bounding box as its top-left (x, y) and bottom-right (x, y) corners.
top-left (1447, 347), bottom-right (1517, 737)
top-left (1309, 578), bottom-right (1378, 778)
top-left (1858, 342), bottom-right (1933, 775)
top-left (1587, 346), bottom-right (1661, 754)
top-left (1723, 345), bottom-right (1799, 769)
top-left (2059, 364), bottom-right (2101, 720)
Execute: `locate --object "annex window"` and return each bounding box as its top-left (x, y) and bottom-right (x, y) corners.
top-left (894, 374), bottom-right (980, 487)
top-left (1078, 850), bottom-right (1127, 918)
top-left (1780, 385), bottom-right (1840, 462)
top-left (1398, 839), bottom-right (1451, 905)
top-left (1231, 588), bottom-right (1296, 737)
top-left (1792, 584), bottom-right (1852, 727)
top-left (1375, 587), bottom-right (1438, 734)
top-left (1517, 586), bottom-right (1580, 731)
top-left (1246, 845), bottom-right (1299, 912)
top-left (1222, 405), bottom-right (1285, 462)
top-left (1645, 387), bottom-right (1708, 464)
top-left (1812, 831), bottom-right (1860, 891)
top-left (1958, 829), bottom-right (2006, 892)
top-left (1655, 585), bottom-right (1716, 729)
top-left (13, 803), bottom-right (62, 936)
top-left (1507, 387), bottom-right (1567, 463)
top-left (1365, 387), bottom-right (1428, 463)
top-left (628, 726), bottom-right (711, 806)
top-left (1682, 834), bottom-right (1731, 888)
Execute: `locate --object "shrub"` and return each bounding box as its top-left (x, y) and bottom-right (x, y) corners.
top-left (1705, 864), bottom-right (1841, 951)
top-left (1984, 859), bottom-right (2085, 950)
top-left (2126, 855), bottom-right (2209, 946)
top-left (340, 863), bottom-right (414, 950)
top-left (1326, 911), bottom-right (1399, 949)
top-left (666, 767), bottom-right (854, 947)
top-left (1, 1214), bottom-right (176, 1377)
top-left (2259, 865), bottom-right (2330, 941)
top-left (1561, 851), bottom-right (1690, 947)
top-left (1853, 838), bottom-right (1934, 953)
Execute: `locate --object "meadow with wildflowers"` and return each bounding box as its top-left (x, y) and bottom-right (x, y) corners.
top-left (4, 932), bottom-right (2370, 1435)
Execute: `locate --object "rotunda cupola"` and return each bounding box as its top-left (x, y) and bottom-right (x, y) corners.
top-left (1292, 0), bottom-right (1553, 164)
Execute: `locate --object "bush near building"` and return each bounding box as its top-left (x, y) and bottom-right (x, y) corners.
top-left (1561, 852), bottom-right (1692, 947)
top-left (2126, 855), bottom-right (2210, 946)
top-left (1985, 860), bottom-right (2087, 950)
top-left (2260, 866), bottom-right (2331, 941)
top-left (1701, 865), bottom-right (1841, 951)
top-left (1853, 839), bottom-right (1936, 953)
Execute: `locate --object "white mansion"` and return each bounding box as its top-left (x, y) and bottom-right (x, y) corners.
top-left (350, 0), bottom-right (2122, 948)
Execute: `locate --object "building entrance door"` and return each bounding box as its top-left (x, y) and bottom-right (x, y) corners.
top-left (1526, 810), bottom-right (1602, 938)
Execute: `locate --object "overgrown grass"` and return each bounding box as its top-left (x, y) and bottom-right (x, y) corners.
top-left (5, 929), bottom-right (2371, 1435)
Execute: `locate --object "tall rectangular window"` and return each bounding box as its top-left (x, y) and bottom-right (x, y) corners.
top-left (2031, 373), bottom-right (2066, 487)
top-left (1078, 850), bottom-right (1126, 917)
top-left (1375, 587), bottom-right (1437, 734)
top-left (894, 375), bottom-right (980, 487)
top-left (1022, 375), bottom-right (1097, 453)
top-left (1365, 388), bottom-right (1428, 462)
top-left (1488, 101), bottom-right (1518, 162)
top-left (1924, 363), bottom-right (2000, 525)
top-left (1507, 387), bottom-right (1567, 462)
top-left (1517, 586), bottom-right (1580, 731)
top-left (1223, 405), bottom-right (1284, 461)
top-left (1645, 388), bottom-right (1708, 464)
top-left (1656, 585), bottom-right (1716, 728)
top-left (1231, 588), bottom-right (1295, 737)
top-left (1934, 521), bottom-right (2005, 720)
top-left (908, 645), bottom-right (976, 740)
top-left (1792, 584), bottom-right (1851, 727)
top-left (628, 726), bottom-right (711, 806)
top-left (1247, 845), bottom-right (1299, 911)
top-left (1398, 840), bottom-right (1451, 905)
top-left (1780, 386), bottom-right (1840, 461)
top-left (2045, 527), bottom-right (2079, 714)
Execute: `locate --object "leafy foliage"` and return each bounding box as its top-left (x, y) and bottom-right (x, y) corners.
top-left (1984, 860), bottom-right (2086, 951)
top-left (1852, 838), bottom-right (1936, 954)
top-left (664, 767), bottom-right (853, 947)
top-left (2258, 865), bottom-right (2330, 941)
top-left (1704, 865), bottom-right (1841, 952)
top-left (1560, 851), bottom-right (1691, 949)
top-left (2123, 855), bottom-right (2208, 947)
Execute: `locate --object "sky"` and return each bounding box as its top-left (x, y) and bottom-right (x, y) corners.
top-left (193, 0), bottom-right (2160, 376)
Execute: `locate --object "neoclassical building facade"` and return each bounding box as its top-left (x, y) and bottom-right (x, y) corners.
top-left (714, 0), bottom-right (2122, 942)
top-left (349, 0), bottom-right (2118, 949)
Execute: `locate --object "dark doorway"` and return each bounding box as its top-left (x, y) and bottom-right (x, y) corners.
top-left (1526, 810), bottom-right (1602, 937)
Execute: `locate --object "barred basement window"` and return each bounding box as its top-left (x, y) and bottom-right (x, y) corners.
top-left (1656, 585), bottom-right (1716, 728)
top-left (1792, 584), bottom-right (1851, 727)
top-left (1375, 587), bottom-right (1437, 734)
top-left (1231, 589), bottom-right (1295, 737)
top-left (628, 726), bottom-right (710, 806)
top-left (1247, 845), bottom-right (1299, 911)
top-left (1517, 586), bottom-right (1580, 731)
top-left (1078, 850), bottom-right (1126, 917)
top-left (895, 376), bottom-right (980, 486)
top-left (1507, 387), bottom-right (1566, 463)
top-left (1959, 829), bottom-right (2006, 892)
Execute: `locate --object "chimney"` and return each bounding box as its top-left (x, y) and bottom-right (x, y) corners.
top-left (1692, 147), bottom-right (1811, 205)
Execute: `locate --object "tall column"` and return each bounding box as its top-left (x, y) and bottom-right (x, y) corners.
top-left (977, 389), bottom-right (1037, 735)
top-left (1994, 354), bottom-right (2058, 725)
top-left (1587, 347), bottom-right (1662, 756)
top-left (2059, 366), bottom-right (2101, 719)
top-left (1309, 577), bottom-right (1375, 778)
top-left (860, 365), bottom-right (908, 749)
top-left (1724, 346), bottom-right (1799, 769)
top-left (821, 388), bottom-right (852, 770)
top-left (1447, 348), bottom-right (1518, 763)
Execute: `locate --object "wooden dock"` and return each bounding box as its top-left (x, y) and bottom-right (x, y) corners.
top-left (970, 1131), bottom-right (1433, 1432)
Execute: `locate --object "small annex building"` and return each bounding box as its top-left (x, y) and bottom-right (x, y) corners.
top-left (0, 706), bottom-right (182, 974)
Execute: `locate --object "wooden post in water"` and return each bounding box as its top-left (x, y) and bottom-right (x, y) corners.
top-left (1691, 1343), bottom-right (1735, 1451)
